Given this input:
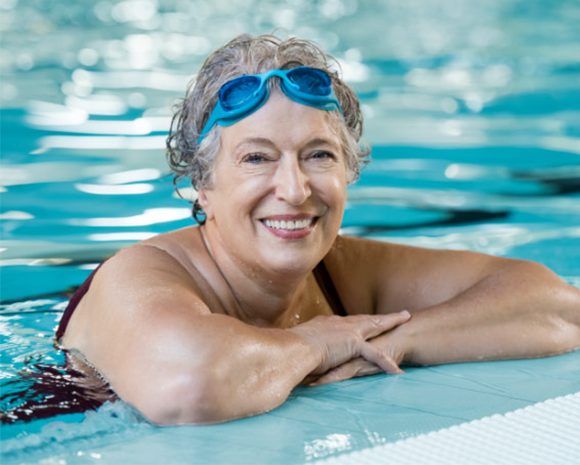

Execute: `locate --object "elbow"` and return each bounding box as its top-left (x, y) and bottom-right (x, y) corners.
top-left (508, 261), bottom-right (580, 356)
top-left (539, 283), bottom-right (580, 356)
top-left (137, 365), bottom-right (287, 426)
top-left (552, 284), bottom-right (580, 354)
top-left (514, 259), bottom-right (580, 324)
top-left (543, 318), bottom-right (580, 356)
top-left (135, 368), bottom-right (231, 426)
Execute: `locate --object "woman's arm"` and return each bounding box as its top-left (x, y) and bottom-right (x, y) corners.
top-left (387, 258), bottom-right (580, 365)
top-left (63, 245), bottom-right (410, 425)
top-left (316, 237), bottom-right (580, 384)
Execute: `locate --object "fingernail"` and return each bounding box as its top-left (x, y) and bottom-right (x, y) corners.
top-left (400, 310), bottom-right (410, 318)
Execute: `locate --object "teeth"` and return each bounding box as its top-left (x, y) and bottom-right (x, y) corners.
top-left (264, 218), bottom-right (313, 230)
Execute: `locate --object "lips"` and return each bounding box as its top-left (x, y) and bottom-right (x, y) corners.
top-left (259, 215), bottom-right (318, 239)
top-left (262, 218), bottom-right (314, 231)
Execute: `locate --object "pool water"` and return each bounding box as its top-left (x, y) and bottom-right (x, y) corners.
top-left (1, 0), bottom-right (580, 463)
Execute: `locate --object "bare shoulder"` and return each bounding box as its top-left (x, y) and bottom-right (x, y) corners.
top-left (324, 234), bottom-right (436, 284)
top-left (325, 234), bottom-right (516, 314)
top-left (328, 234), bottom-right (502, 264)
top-left (97, 242), bottom-right (206, 303)
top-left (81, 225), bottom-right (212, 318)
top-left (62, 233), bottom-right (213, 357)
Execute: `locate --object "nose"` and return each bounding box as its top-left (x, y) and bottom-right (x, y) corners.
top-left (274, 155), bottom-right (311, 205)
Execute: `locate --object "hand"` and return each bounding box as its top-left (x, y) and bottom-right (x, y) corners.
top-left (309, 357), bottom-right (382, 386)
top-left (288, 310), bottom-right (411, 380)
top-left (309, 328), bottom-right (407, 386)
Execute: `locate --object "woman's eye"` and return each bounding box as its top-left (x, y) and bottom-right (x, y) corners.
top-left (310, 151), bottom-right (334, 160)
top-left (244, 153), bottom-right (267, 163)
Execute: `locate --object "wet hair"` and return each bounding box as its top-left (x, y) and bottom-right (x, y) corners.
top-left (166, 33), bottom-right (370, 223)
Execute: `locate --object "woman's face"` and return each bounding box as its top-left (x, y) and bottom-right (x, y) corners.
top-left (199, 91), bottom-right (348, 277)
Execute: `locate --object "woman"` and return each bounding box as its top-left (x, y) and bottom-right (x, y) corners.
top-left (56, 34), bottom-right (580, 426)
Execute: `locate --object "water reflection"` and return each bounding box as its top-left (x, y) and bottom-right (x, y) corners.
top-left (38, 134), bottom-right (166, 150)
top-left (0, 211), bottom-right (34, 220)
top-left (304, 433), bottom-right (353, 460)
top-left (98, 168), bottom-right (161, 184)
top-left (75, 183), bottom-right (154, 195)
top-left (65, 94), bottom-right (129, 115)
top-left (71, 207), bottom-right (190, 226)
top-left (1, 162), bottom-right (110, 186)
top-left (0, 258), bottom-right (73, 267)
top-left (25, 101), bottom-right (88, 126)
top-left (70, 69), bottom-right (190, 91)
top-left (88, 232), bottom-right (158, 242)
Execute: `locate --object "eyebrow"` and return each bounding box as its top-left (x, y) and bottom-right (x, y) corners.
top-left (234, 138), bottom-right (276, 151)
top-left (302, 137), bottom-right (341, 151)
top-left (234, 137), bottom-right (340, 152)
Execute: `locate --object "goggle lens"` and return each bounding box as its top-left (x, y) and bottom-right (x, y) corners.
top-left (287, 68), bottom-right (331, 96)
top-left (220, 75), bottom-right (261, 110)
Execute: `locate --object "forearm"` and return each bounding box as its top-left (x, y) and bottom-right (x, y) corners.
top-left (151, 312), bottom-right (410, 425)
top-left (389, 261), bottom-right (580, 366)
top-left (200, 326), bottom-right (319, 423)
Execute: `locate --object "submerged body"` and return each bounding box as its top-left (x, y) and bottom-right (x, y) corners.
top-left (57, 35), bottom-right (580, 426)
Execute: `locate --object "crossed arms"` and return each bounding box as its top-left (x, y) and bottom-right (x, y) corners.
top-left (62, 236), bottom-right (580, 425)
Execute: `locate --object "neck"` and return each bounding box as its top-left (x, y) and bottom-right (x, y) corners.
top-left (199, 224), bottom-right (312, 327)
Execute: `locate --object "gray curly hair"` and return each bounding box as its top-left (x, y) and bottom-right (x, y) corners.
top-left (166, 33), bottom-right (370, 223)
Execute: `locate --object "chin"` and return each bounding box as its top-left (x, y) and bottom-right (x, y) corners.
top-left (260, 249), bottom-right (322, 276)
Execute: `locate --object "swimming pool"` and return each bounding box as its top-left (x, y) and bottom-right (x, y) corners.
top-left (1, 0), bottom-right (579, 463)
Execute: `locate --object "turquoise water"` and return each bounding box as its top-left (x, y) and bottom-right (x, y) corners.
top-left (1, 0), bottom-right (580, 463)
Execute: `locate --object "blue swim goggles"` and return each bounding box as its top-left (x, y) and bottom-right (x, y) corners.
top-left (198, 66), bottom-right (343, 143)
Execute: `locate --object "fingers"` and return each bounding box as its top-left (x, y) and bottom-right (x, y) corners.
top-left (289, 310), bottom-right (410, 377)
top-left (358, 310), bottom-right (411, 340)
top-left (310, 358), bottom-right (380, 386)
top-left (312, 339), bottom-right (405, 387)
top-left (359, 342), bottom-right (404, 375)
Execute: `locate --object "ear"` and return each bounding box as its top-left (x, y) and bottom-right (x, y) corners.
top-left (197, 188), bottom-right (215, 221)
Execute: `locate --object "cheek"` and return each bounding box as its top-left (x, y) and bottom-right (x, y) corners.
top-left (330, 179), bottom-right (347, 204)
top-left (314, 172), bottom-right (347, 213)
top-left (207, 179), bottom-right (264, 225)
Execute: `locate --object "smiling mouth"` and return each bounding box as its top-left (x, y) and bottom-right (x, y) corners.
top-left (261, 217), bottom-right (317, 231)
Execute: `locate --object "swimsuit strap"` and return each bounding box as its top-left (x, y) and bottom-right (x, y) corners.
top-left (313, 260), bottom-right (347, 317)
top-left (55, 262), bottom-right (106, 341)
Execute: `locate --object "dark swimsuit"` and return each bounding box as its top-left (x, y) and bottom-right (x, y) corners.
top-left (56, 260), bottom-right (346, 340)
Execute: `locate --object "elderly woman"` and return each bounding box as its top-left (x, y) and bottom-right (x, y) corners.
top-left (56, 34), bottom-right (580, 426)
